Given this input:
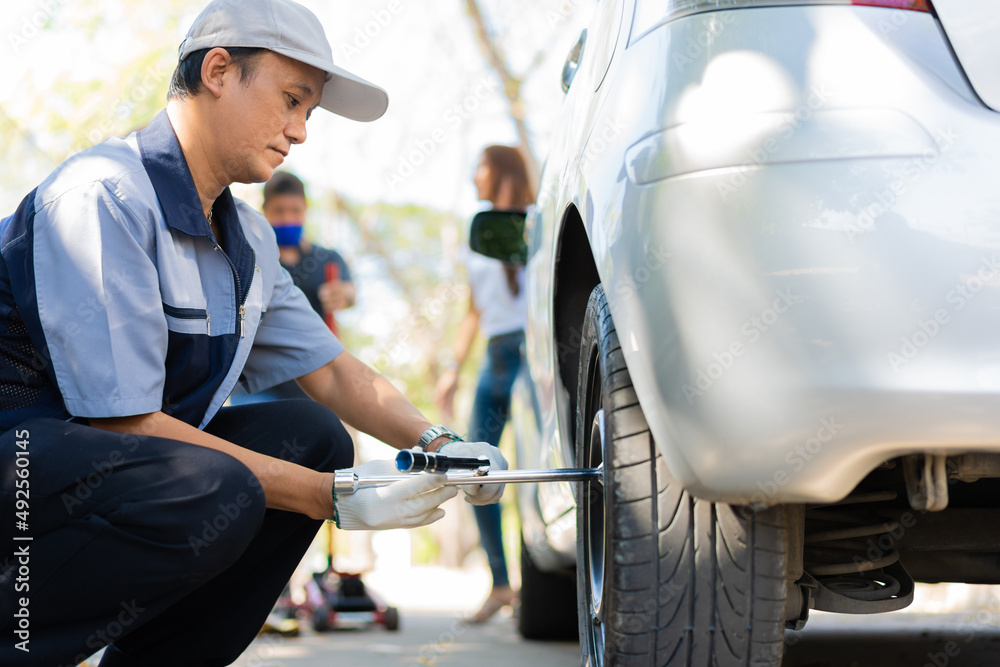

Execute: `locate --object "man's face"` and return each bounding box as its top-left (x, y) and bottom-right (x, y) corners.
top-left (263, 194), bottom-right (307, 225)
top-left (213, 51), bottom-right (326, 185)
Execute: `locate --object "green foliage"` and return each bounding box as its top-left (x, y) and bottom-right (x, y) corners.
top-left (323, 195), bottom-right (481, 421)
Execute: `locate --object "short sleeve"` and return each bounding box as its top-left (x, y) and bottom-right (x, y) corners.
top-left (240, 263), bottom-right (344, 394)
top-left (33, 182), bottom-right (167, 417)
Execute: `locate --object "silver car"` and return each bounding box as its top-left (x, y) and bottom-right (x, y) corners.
top-left (471, 1), bottom-right (1000, 665)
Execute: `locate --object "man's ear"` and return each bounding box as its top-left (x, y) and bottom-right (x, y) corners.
top-left (200, 47), bottom-right (233, 99)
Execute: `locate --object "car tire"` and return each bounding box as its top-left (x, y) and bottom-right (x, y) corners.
top-left (575, 285), bottom-right (789, 667)
top-left (383, 606), bottom-right (400, 632)
top-left (311, 603), bottom-right (331, 633)
top-left (518, 538), bottom-right (579, 640)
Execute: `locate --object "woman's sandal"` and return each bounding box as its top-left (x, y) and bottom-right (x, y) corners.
top-left (467, 586), bottom-right (518, 624)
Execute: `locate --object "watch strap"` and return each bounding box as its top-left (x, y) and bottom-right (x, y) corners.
top-left (416, 424), bottom-right (462, 451)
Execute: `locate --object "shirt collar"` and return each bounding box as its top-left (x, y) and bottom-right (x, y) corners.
top-left (136, 110), bottom-right (217, 238)
top-left (136, 110), bottom-right (256, 304)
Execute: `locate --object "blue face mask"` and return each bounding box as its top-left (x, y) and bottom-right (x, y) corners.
top-left (272, 223), bottom-right (304, 247)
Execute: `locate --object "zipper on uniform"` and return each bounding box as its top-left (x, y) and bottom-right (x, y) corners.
top-left (214, 243), bottom-right (254, 338)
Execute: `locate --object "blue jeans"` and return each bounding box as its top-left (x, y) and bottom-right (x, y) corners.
top-left (467, 330), bottom-right (523, 589)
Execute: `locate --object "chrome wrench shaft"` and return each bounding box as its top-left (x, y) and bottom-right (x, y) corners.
top-left (333, 465), bottom-right (603, 495)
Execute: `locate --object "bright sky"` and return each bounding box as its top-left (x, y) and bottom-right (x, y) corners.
top-left (0, 0), bottom-right (592, 218)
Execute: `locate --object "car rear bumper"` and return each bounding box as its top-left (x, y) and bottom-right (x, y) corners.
top-left (593, 5), bottom-right (1000, 504)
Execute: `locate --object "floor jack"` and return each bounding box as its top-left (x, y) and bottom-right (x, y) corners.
top-left (305, 522), bottom-right (400, 632)
top-left (262, 521), bottom-right (400, 634)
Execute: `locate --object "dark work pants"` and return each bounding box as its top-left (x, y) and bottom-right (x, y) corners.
top-left (0, 399), bottom-right (353, 666)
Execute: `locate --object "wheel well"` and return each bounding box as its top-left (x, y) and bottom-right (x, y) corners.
top-left (553, 205), bottom-right (601, 426)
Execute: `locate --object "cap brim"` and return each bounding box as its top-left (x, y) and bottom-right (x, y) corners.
top-left (272, 47), bottom-right (388, 122)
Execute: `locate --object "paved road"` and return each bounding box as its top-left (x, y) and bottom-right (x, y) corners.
top-left (229, 580), bottom-right (1000, 667)
top-left (235, 608), bottom-right (1000, 667)
top-left (79, 571), bottom-right (1000, 667)
top-left (233, 563), bottom-right (580, 667)
top-left (234, 610), bottom-right (1000, 667)
top-left (235, 612), bottom-right (578, 667)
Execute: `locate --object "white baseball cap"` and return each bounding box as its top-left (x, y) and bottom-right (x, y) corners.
top-left (178, 0), bottom-right (388, 122)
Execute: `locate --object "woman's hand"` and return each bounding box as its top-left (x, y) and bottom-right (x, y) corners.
top-left (434, 368), bottom-right (460, 419)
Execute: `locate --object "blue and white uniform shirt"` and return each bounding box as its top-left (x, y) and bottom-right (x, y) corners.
top-left (0, 111), bottom-right (342, 431)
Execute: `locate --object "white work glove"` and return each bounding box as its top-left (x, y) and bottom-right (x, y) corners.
top-left (333, 459), bottom-right (458, 530)
top-left (438, 441), bottom-right (508, 505)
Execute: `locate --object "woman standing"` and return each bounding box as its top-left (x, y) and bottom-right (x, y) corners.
top-left (436, 145), bottom-right (535, 623)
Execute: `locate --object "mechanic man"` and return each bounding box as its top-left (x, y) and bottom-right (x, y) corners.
top-left (0, 1), bottom-right (503, 665)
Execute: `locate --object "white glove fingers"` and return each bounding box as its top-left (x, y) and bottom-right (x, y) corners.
top-left (387, 471), bottom-right (450, 496)
top-left (462, 482), bottom-right (504, 505)
top-left (439, 441), bottom-right (509, 504)
top-left (404, 507), bottom-right (447, 528)
top-left (416, 483), bottom-right (459, 506)
top-left (399, 483), bottom-right (458, 518)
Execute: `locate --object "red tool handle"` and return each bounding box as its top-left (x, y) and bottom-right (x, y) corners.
top-left (324, 263), bottom-right (339, 336)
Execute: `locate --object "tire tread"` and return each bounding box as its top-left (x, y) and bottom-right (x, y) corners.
top-left (576, 286), bottom-right (788, 667)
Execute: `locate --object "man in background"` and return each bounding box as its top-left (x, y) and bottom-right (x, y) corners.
top-left (232, 171), bottom-right (355, 403)
top-left (266, 171), bottom-right (354, 318)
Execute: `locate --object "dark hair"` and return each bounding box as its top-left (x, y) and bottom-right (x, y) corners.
top-left (480, 145), bottom-right (534, 297)
top-left (263, 171), bottom-right (306, 205)
top-left (480, 145), bottom-right (536, 209)
top-left (167, 47), bottom-right (268, 101)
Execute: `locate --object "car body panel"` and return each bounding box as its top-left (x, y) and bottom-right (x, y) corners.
top-left (933, 0), bottom-right (1000, 112)
top-left (516, 1), bottom-right (1000, 563)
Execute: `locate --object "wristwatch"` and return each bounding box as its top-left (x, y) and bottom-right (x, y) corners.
top-left (415, 424), bottom-right (462, 451)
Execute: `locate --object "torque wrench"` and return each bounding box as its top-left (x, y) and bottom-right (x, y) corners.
top-left (332, 451), bottom-right (603, 495)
